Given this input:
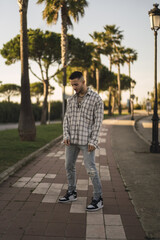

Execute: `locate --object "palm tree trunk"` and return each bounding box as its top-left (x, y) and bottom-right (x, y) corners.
top-left (18, 0), bottom-right (36, 141)
top-left (96, 68), bottom-right (99, 93)
top-left (108, 86), bottom-right (112, 115)
top-left (61, 5), bottom-right (68, 120)
top-left (112, 90), bottom-right (115, 113)
top-left (41, 80), bottom-right (49, 124)
top-left (128, 62), bottom-right (131, 113)
top-left (108, 55), bottom-right (112, 115)
top-left (83, 69), bottom-right (88, 86)
top-left (117, 64), bottom-right (121, 115)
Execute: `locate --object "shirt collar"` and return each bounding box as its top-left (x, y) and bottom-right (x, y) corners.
top-left (73, 87), bottom-right (91, 99)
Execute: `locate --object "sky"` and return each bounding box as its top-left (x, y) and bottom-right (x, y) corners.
top-left (0, 0), bottom-right (159, 104)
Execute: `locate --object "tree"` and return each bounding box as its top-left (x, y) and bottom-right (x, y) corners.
top-left (53, 34), bottom-right (93, 88)
top-left (90, 25), bottom-right (123, 115)
top-left (111, 46), bottom-right (127, 115)
top-left (125, 47), bottom-right (138, 113)
top-left (37, 0), bottom-right (88, 119)
top-left (87, 40), bottom-right (102, 93)
top-left (28, 29), bottom-right (61, 124)
top-left (30, 82), bottom-right (43, 104)
top-left (0, 84), bottom-right (21, 102)
top-left (17, 0), bottom-right (36, 141)
top-left (0, 29), bottom-right (61, 124)
top-left (30, 82), bottom-right (55, 105)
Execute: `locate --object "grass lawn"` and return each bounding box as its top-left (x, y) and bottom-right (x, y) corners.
top-left (0, 123), bottom-right (63, 173)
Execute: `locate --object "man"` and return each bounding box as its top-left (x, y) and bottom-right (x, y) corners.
top-left (59, 71), bottom-right (104, 211)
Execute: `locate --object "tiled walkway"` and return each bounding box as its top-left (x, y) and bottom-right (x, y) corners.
top-left (0, 124), bottom-right (146, 240)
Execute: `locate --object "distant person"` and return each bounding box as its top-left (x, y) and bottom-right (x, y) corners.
top-left (59, 71), bottom-right (104, 211)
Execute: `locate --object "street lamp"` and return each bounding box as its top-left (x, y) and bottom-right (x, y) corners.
top-left (148, 3), bottom-right (160, 153)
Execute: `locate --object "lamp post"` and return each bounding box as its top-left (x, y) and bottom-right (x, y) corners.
top-left (148, 3), bottom-right (160, 153)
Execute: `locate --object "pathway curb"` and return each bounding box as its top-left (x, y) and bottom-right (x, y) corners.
top-left (0, 135), bottom-right (63, 184)
top-left (133, 115), bottom-right (150, 146)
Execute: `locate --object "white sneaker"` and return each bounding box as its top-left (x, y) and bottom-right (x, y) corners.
top-left (86, 197), bottom-right (103, 211)
top-left (59, 190), bottom-right (77, 203)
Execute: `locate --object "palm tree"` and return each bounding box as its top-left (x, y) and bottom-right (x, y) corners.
top-left (87, 40), bottom-right (101, 93)
top-left (112, 46), bottom-right (127, 115)
top-left (125, 48), bottom-right (138, 113)
top-left (17, 0), bottom-right (36, 141)
top-left (90, 25), bottom-right (123, 115)
top-left (37, 0), bottom-right (88, 119)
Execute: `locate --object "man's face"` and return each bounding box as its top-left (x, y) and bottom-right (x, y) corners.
top-left (70, 78), bottom-right (84, 94)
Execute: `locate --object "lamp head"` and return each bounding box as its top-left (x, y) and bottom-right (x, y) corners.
top-left (149, 3), bottom-right (160, 31)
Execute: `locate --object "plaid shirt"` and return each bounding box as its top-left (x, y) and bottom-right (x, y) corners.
top-left (63, 88), bottom-right (104, 148)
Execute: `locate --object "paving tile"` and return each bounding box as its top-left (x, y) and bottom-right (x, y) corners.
top-left (21, 201), bottom-right (40, 211)
top-left (18, 177), bottom-right (32, 182)
top-left (87, 212), bottom-right (104, 225)
top-left (65, 223), bottom-right (86, 238)
top-left (31, 211), bottom-right (52, 222)
top-left (86, 224), bottom-right (106, 239)
top-left (70, 197), bottom-right (87, 213)
top-left (124, 226), bottom-right (146, 240)
top-left (100, 148), bottom-right (107, 156)
top-left (86, 239), bottom-right (106, 240)
top-left (104, 214), bottom-right (123, 226)
top-left (99, 137), bottom-right (106, 143)
top-left (22, 236), bottom-right (47, 240)
top-left (67, 213), bottom-right (86, 224)
top-left (24, 182), bottom-right (39, 188)
top-left (76, 179), bottom-right (88, 190)
top-left (44, 174), bottom-right (56, 179)
top-left (30, 177), bottom-right (44, 183)
top-left (12, 181), bottom-right (27, 188)
top-left (13, 192), bottom-right (31, 201)
top-left (0, 193), bottom-right (15, 201)
top-left (47, 153), bottom-right (56, 157)
top-left (105, 225), bottom-right (126, 239)
top-left (45, 222), bottom-right (66, 237)
top-left (34, 173), bottom-right (46, 178)
top-left (32, 183), bottom-right (51, 194)
top-left (36, 202), bottom-right (55, 212)
top-left (25, 221), bottom-right (48, 235)
top-left (42, 194), bottom-right (58, 203)
top-left (121, 215), bottom-right (142, 226)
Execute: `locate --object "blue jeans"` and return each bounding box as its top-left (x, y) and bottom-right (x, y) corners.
top-left (65, 144), bottom-right (102, 200)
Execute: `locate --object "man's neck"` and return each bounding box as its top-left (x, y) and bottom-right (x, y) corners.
top-left (78, 86), bottom-right (88, 97)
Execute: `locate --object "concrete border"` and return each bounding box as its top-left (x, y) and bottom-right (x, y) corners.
top-left (0, 135), bottom-right (63, 184)
top-left (133, 115), bottom-right (150, 146)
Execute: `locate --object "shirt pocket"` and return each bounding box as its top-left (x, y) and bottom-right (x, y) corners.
top-left (81, 105), bottom-right (93, 124)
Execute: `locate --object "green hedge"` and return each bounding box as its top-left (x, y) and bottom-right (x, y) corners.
top-left (0, 101), bottom-right (62, 123)
top-left (0, 102), bottom-right (20, 123)
top-left (50, 101), bottom-right (62, 120)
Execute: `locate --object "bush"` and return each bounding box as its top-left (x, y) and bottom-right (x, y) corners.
top-left (32, 104), bottom-right (42, 121)
top-left (0, 102), bottom-right (20, 123)
top-left (134, 103), bottom-right (142, 110)
top-left (0, 101), bottom-right (62, 123)
top-left (50, 101), bottom-right (62, 120)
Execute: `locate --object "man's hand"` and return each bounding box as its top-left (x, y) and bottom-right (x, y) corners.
top-left (64, 139), bottom-right (70, 146)
top-left (88, 144), bottom-right (95, 152)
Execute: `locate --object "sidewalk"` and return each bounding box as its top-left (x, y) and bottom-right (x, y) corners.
top-left (109, 115), bottom-right (160, 239)
top-left (0, 122), bottom-right (146, 240)
top-left (135, 114), bottom-right (160, 145)
top-left (0, 121), bottom-right (61, 131)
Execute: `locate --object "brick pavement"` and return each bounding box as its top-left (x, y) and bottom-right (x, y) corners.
top-left (0, 123), bottom-right (146, 240)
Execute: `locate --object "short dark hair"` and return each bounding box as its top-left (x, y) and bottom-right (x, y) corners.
top-left (69, 71), bottom-right (83, 80)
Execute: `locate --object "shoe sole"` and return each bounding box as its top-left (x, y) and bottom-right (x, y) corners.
top-left (59, 198), bottom-right (77, 203)
top-left (86, 205), bottom-right (104, 212)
